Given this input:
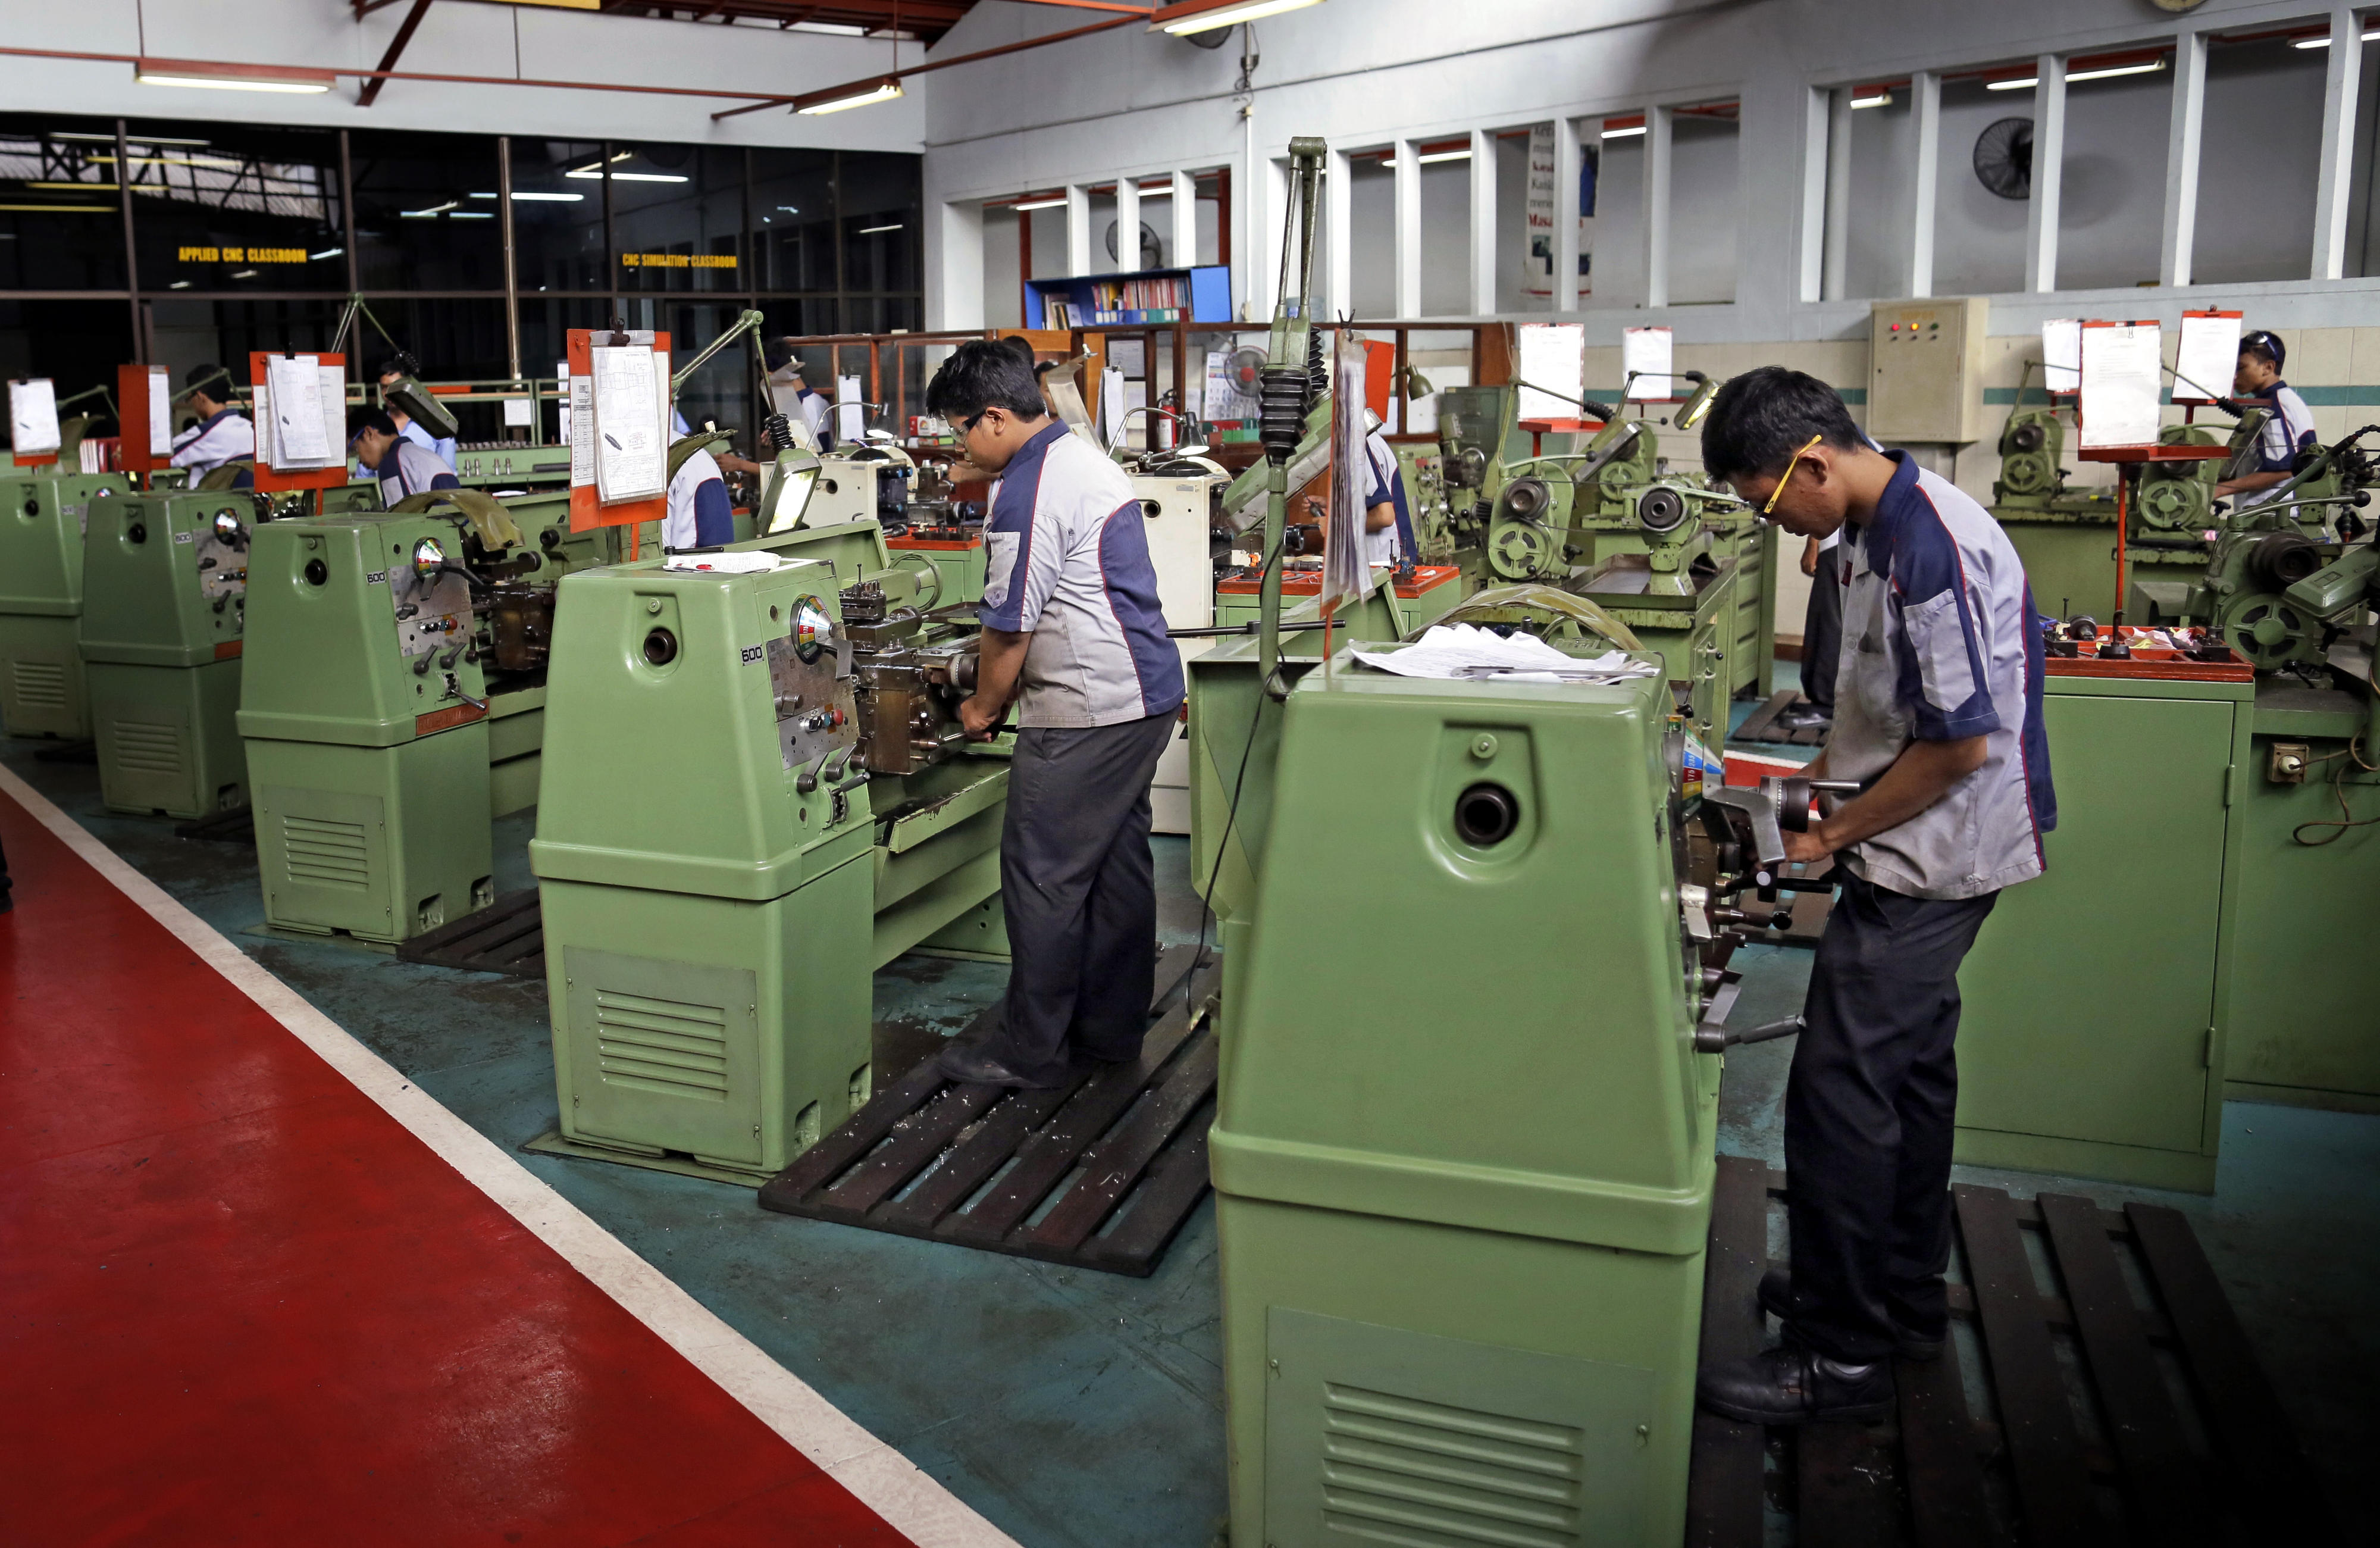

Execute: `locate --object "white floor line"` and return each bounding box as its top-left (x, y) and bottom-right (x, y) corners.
top-left (0, 767), bottom-right (1019, 1548)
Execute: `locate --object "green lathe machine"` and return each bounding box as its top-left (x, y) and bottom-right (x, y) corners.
top-left (0, 470), bottom-right (132, 740)
top-left (236, 489), bottom-right (637, 941)
top-left (77, 488), bottom-right (277, 818)
top-left (527, 549), bottom-right (1006, 1183)
top-left (1197, 133), bottom-right (1809, 1548)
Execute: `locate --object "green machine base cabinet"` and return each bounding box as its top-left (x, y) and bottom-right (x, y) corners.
top-left (79, 490), bottom-right (260, 818)
top-left (1205, 660), bottom-right (1717, 1548)
top-left (1953, 658), bottom-right (2256, 1192)
top-left (0, 472), bottom-right (131, 739)
top-left (530, 556), bottom-right (1007, 1183)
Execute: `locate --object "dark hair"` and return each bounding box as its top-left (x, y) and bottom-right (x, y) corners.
top-left (764, 337), bottom-right (798, 375)
top-left (925, 339), bottom-right (1047, 422)
top-left (2240, 329), bottom-right (2285, 371)
top-left (1699, 366), bottom-right (1865, 481)
top-left (184, 362), bottom-right (232, 397)
top-left (348, 406), bottom-right (399, 441)
top-left (374, 358), bottom-right (411, 381)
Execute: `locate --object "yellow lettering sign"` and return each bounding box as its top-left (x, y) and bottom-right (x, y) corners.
top-left (178, 245), bottom-right (220, 262)
top-left (620, 253), bottom-right (737, 270)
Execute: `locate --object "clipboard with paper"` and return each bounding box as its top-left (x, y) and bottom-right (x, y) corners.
top-left (246, 351), bottom-right (351, 492)
top-left (567, 328), bottom-right (673, 534)
top-left (117, 363), bottom-right (173, 476)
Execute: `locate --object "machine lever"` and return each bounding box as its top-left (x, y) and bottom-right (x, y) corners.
top-left (1691, 1015), bottom-right (1805, 1056)
top-left (796, 749), bottom-right (830, 794)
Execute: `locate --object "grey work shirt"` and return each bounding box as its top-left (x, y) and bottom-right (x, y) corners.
top-left (1824, 454), bottom-right (2056, 900)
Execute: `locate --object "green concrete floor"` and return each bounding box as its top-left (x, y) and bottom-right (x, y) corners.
top-left (5, 710), bottom-right (2373, 1543)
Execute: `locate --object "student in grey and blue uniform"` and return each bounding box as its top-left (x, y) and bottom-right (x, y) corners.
top-left (376, 359), bottom-right (459, 472)
top-left (1360, 412), bottom-right (1418, 566)
top-left (925, 340), bottom-right (1185, 1090)
top-left (664, 442), bottom-right (734, 549)
top-left (2213, 329), bottom-right (2316, 510)
top-left (349, 408), bottom-right (461, 504)
top-left (1693, 367), bottom-right (2055, 1427)
top-left (168, 364), bottom-right (255, 478)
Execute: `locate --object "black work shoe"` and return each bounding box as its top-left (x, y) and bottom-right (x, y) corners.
top-left (1758, 1268), bottom-right (1946, 1363)
top-left (1696, 1339), bottom-right (1894, 1425)
top-left (935, 1042), bottom-right (1068, 1090)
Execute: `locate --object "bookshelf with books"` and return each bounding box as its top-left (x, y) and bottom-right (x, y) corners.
top-left (1024, 265), bottom-right (1231, 329)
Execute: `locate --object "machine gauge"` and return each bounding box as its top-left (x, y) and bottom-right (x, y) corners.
top-left (791, 595), bottom-right (832, 662)
top-left (411, 537), bottom-right (447, 582)
top-left (212, 509), bottom-right (246, 546)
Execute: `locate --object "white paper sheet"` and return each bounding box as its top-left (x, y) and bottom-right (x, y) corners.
top-left (568, 374), bottom-right (593, 485)
top-left (264, 355), bottom-right (330, 467)
top-left (665, 551), bottom-right (782, 573)
top-left (146, 368), bottom-right (172, 456)
top-left (2079, 323), bottom-right (2163, 450)
top-left (10, 378), bottom-right (60, 456)
top-left (2041, 318), bottom-right (2083, 395)
top-left (318, 365), bottom-right (346, 468)
top-left (2174, 312), bottom-right (2242, 405)
top-left (503, 396), bottom-right (532, 427)
top-left (837, 374), bottom-right (865, 444)
top-left (591, 343), bottom-right (665, 502)
top-left (1354, 623), bottom-right (1654, 681)
top-left (1623, 327), bottom-right (1673, 401)
top-left (557, 363), bottom-right (572, 446)
top-left (1516, 323), bottom-right (1586, 422)
top-left (1321, 337), bottom-right (1374, 610)
top-left (1100, 367), bottom-right (1128, 449)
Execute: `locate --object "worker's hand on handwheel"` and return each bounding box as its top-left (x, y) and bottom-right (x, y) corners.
top-left (959, 694), bottom-right (1004, 740)
top-left (1783, 826), bottom-right (1833, 864)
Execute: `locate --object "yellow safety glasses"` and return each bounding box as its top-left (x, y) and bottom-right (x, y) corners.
top-left (1761, 434), bottom-right (1825, 518)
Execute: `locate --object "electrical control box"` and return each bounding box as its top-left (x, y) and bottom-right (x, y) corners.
top-left (1868, 296), bottom-right (1989, 444)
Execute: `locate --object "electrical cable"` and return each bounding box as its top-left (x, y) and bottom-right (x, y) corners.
top-left (1184, 526), bottom-right (1288, 1021)
top-left (2291, 733), bottom-right (2380, 845)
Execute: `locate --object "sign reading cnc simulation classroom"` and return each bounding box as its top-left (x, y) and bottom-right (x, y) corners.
top-left (620, 253), bottom-right (738, 270)
top-left (178, 246), bottom-right (309, 264)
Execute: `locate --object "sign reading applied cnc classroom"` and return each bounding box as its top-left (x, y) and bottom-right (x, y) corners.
top-left (177, 246), bottom-right (309, 264)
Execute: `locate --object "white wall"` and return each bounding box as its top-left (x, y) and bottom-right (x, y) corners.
top-left (920, 0), bottom-right (2380, 341)
top-left (0, 0), bottom-right (922, 151)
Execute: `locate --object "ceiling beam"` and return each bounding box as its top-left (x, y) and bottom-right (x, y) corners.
top-left (357, 0), bottom-right (435, 108)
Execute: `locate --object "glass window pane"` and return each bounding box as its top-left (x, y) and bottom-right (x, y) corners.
top-left (509, 139), bottom-right (606, 293)
top-left (750, 148), bottom-right (836, 293)
top-left (1670, 104), bottom-right (1740, 305)
top-left (2195, 33), bottom-right (2327, 284)
top-left (834, 151), bottom-right (919, 298)
top-left (0, 114), bottom-right (129, 290)
top-left (1933, 77), bottom-right (2031, 296)
top-left (0, 300), bottom-right (136, 438)
top-left (613, 143), bottom-right (746, 296)
top-left (349, 128), bottom-right (503, 292)
top-left (2053, 64), bottom-right (2171, 291)
top-left (124, 120), bottom-right (344, 294)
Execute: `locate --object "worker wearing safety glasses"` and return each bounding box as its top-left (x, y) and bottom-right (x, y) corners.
top-left (2213, 330), bottom-right (2315, 510)
top-left (1692, 367), bottom-right (2057, 1428)
top-left (920, 339), bottom-right (1184, 1091)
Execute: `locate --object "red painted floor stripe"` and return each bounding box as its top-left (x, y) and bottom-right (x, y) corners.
top-left (0, 791), bottom-right (916, 1547)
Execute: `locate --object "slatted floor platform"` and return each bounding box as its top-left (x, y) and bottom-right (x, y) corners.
top-left (1686, 1157), bottom-right (2341, 1546)
top-left (394, 887), bottom-right (545, 978)
top-left (759, 946), bottom-right (1219, 1277)
top-left (1735, 690), bottom-right (1831, 747)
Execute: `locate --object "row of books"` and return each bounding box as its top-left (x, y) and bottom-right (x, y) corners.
top-left (1044, 298), bottom-right (1187, 328)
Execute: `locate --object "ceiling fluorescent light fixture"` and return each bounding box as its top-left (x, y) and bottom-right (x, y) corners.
top-left (310, 246), bottom-right (343, 259)
top-left (402, 201), bottom-right (459, 218)
top-left (134, 57), bottom-right (335, 93)
top-left (1987, 58), bottom-right (2165, 90)
top-left (2294, 26), bottom-right (2380, 46)
top-left (796, 77), bottom-right (904, 115)
top-left (1602, 120), bottom-right (1647, 139)
top-left (1151, 0), bottom-right (1323, 35)
top-left (563, 166), bottom-right (688, 182)
top-left (857, 222), bottom-right (903, 234)
top-left (1414, 148), bottom-right (1471, 164)
top-left (1850, 88), bottom-right (1891, 108)
top-left (469, 190), bottom-right (585, 202)
top-left (1012, 195), bottom-right (1069, 211)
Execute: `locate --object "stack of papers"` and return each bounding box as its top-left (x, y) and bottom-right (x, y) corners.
top-left (1354, 624), bottom-right (1658, 684)
top-left (663, 551), bottom-right (782, 573)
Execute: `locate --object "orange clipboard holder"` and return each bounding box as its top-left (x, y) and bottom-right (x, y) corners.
top-left (566, 328), bottom-right (671, 546)
top-left (247, 351), bottom-right (353, 501)
top-left (118, 362), bottom-right (169, 483)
